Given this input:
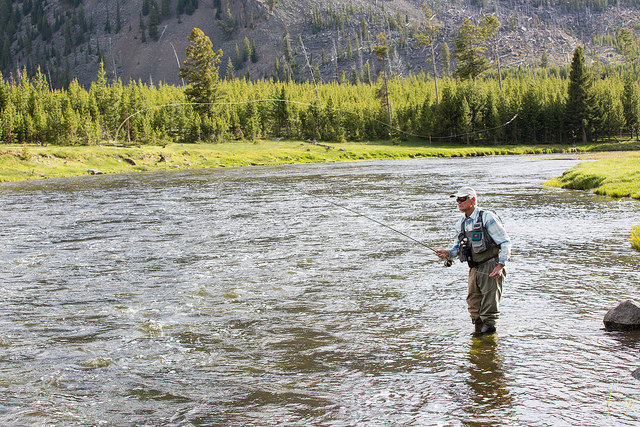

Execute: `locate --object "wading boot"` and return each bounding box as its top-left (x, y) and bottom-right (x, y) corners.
top-left (473, 319), bottom-right (483, 334)
top-left (479, 322), bottom-right (496, 335)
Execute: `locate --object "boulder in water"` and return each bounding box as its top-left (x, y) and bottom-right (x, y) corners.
top-left (603, 300), bottom-right (640, 331)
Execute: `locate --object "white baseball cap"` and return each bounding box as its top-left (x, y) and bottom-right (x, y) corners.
top-left (450, 186), bottom-right (477, 199)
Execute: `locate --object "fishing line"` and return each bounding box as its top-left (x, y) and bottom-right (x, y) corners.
top-left (113, 98), bottom-right (509, 273)
top-left (309, 192), bottom-right (506, 276)
top-left (309, 192), bottom-right (454, 267)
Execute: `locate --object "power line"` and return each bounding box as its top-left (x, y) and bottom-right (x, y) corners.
top-left (115, 98), bottom-right (518, 143)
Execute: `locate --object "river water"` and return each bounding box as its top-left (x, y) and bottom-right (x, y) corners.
top-left (0, 155), bottom-right (639, 426)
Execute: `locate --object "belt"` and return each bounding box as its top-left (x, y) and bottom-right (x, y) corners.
top-left (467, 256), bottom-right (498, 269)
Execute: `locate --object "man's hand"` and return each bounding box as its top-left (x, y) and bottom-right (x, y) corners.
top-left (489, 263), bottom-right (504, 278)
top-left (436, 249), bottom-right (450, 259)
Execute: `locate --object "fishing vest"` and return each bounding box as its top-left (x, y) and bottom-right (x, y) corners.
top-left (457, 209), bottom-right (500, 267)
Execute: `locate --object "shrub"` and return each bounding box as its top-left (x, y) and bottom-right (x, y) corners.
top-left (631, 224), bottom-right (640, 251)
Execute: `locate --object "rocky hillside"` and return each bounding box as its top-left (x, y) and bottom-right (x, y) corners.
top-left (1, 0), bottom-right (639, 88)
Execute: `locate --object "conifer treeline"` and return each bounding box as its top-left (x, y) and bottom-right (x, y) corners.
top-left (1, 63), bottom-right (639, 146)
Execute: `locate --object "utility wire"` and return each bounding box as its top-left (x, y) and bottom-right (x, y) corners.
top-left (114, 99), bottom-right (518, 143)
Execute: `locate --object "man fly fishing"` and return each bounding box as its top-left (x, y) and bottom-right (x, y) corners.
top-left (436, 187), bottom-right (512, 335)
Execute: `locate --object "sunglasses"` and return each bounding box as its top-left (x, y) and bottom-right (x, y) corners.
top-left (456, 196), bottom-right (470, 203)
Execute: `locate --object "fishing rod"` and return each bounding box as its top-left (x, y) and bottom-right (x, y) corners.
top-left (314, 194), bottom-right (454, 267)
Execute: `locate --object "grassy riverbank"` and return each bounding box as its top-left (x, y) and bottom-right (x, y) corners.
top-left (1, 139), bottom-right (639, 182)
top-left (545, 151), bottom-right (640, 250)
top-left (545, 152), bottom-right (640, 199)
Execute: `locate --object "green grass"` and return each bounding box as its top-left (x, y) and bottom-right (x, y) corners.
top-left (632, 224), bottom-right (640, 251)
top-left (1, 139), bottom-right (639, 183)
top-left (545, 152), bottom-right (640, 199)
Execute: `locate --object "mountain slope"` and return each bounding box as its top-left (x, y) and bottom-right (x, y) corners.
top-left (1, 0), bottom-right (639, 88)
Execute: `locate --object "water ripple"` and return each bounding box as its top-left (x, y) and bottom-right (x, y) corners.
top-left (0, 156), bottom-right (639, 425)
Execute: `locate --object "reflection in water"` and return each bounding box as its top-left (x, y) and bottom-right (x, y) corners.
top-left (464, 334), bottom-right (511, 425)
top-left (607, 329), bottom-right (640, 352)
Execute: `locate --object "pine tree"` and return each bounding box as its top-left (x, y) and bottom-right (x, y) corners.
top-left (143, 0), bottom-right (151, 16)
top-left (234, 43), bottom-right (242, 70)
top-left (441, 42), bottom-right (450, 76)
top-left (283, 33), bottom-right (292, 63)
top-left (372, 32), bottom-right (391, 125)
top-left (453, 18), bottom-right (488, 81)
top-left (323, 97), bottom-right (345, 142)
top-left (139, 12), bottom-right (147, 42)
top-left (178, 28), bottom-right (223, 116)
top-left (313, 65), bottom-right (321, 84)
top-left (417, 6), bottom-right (441, 103)
top-left (349, 67), bottom-right (359, 85)
top-left (565, 45), bottom-right (595, 143)
top-left (250, 40), bottom-right (258, 63)
top-left (162, 0), bottom-right (171, 18)
top-left (242, 37), bottom-right (251, 63)
top-left (622, 74), bottom-right (640, 139)
top-left (225, 57), bottom-right (235, 80)
top-left (116, 1), bottom-right (122, 33)
top-left (221, 8), bottom-right (235, 39)
top-left (618, 28), bottom-right (639, 66)
top-left (1, 37), bottom-right (10, 70)
top-left (104, 5), bottom-right (111, 33)
top-left (459, 97), bottom-right (472, 144)
top-left (593, 85), bottom-right (624, 142)
top-left (338, 70), bottom-right (347, 85)
top-left (361, 16), bottom-right (368, 41)
top-left (268, 0), bottom-right (279, 12)
top-left (242, 99), bottom-right (259, 141)
top-left (362, 60), bottom-right (372, 85)
top-left (148, 6), bottom-right (159, 40)
top-left (540, 52), bottom-right (549, 68)
top-left (274, 57), bottom-right (281, 82)
top-left (482, 16), bottom-right (502, 90)
top-left (272, 86), bottom-right (289, 136)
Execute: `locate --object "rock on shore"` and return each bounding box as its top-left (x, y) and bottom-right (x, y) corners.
top-left (604, 300), bottom-right (640, 331)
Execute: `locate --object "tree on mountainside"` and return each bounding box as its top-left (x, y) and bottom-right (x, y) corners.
top-left (104, 4), bottom-right (112, 33)
top-left (178, 28), bottom-right (223, 116)
top-left (116, 1), bottom-right (122, 33)
top-left (441, 42), bottom-right (450, 76)
top-left (225, 57), bottom-right (235, 80)
top-left (565, 45), bottom-right (595, 143)
top-left (139, 12), bottom-right (147, 42)
top-left (372, 32), bottom-right (392, 127)
top-left (268, 0), bottom-right (279, 11)
top-left (453, 18), bottom-right (489, 81)
top-left (618, 27), bottom-right (639, 66)
top-left (221, 8), bottom-right (236, 39)
top-left (242, 37), bottom-right (251, 63)
top-left (162, 0), bottom-right (171, 18)
top-left (417, 4), bottom-right (441, 104)
top-left (250, 40), bottom-right (258, 63)
top-left (481, 15), bottom-right (502, 90)
top-left (148, 5), bottom-right (159, 40)
top-left (362, 60), bottom-right (373, 85)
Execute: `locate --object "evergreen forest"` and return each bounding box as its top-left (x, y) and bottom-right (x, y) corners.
top-left (1, 43), bottom-right (640, 146)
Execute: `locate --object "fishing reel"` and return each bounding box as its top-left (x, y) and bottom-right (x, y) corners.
top-left (443, 258), bottom-right (454, 267)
